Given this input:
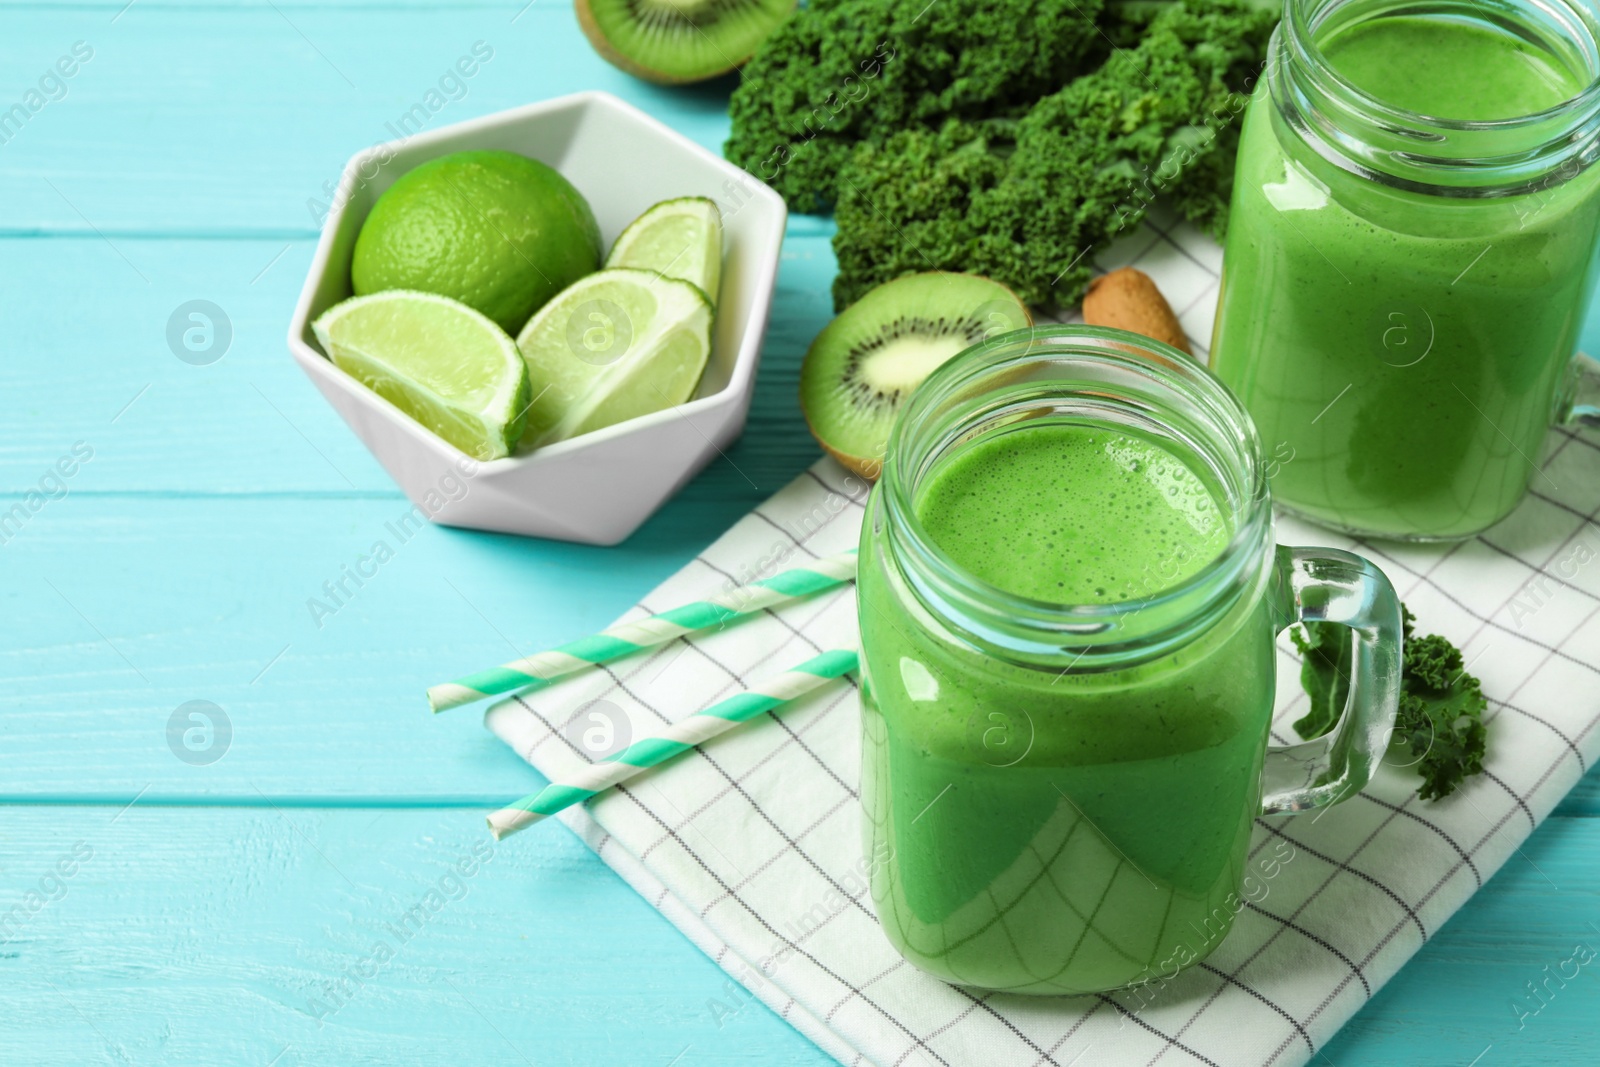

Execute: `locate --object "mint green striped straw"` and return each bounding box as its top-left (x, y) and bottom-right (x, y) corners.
top-left (427, 550), bottom-right (857, 712)
top-left (486, 647), bottom-right (859, 840)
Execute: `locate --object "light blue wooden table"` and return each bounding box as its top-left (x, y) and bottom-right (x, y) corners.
top-left (3, 3), bottom-right (1598, 1063)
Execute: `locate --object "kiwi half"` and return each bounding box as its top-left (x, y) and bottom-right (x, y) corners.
top-left (576, 0), bottom-right (795, 84)
top-left (799, 272), bottom-right (1032, 480)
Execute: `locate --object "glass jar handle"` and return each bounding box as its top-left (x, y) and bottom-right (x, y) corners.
top-left (1558, 351), bottom-right (1600, 429)
top-left (1260, 546), bottom-right (1403, 815)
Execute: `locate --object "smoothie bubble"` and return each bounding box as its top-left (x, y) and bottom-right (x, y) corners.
top-left (914, 422), bottom-right (1231, 604)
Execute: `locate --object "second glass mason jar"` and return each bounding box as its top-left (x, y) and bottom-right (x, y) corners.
top-left (858, 327), bottom-right (1402, 995)
top-left (1211, 0), bottom-right (1600, 541)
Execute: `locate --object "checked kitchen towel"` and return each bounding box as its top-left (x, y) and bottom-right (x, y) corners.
top-left (486, 214), bottom-right (1600, 1066)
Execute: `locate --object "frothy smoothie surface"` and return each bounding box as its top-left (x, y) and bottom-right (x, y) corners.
top-left (1322, 17), bottom-right (1585, 120)
top-left (913, 421), bottom-right (1230, 604)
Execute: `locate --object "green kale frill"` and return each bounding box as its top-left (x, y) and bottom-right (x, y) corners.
top-left (830, 0), bottom-right (1277, 309)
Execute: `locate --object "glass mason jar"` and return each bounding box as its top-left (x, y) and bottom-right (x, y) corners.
top-left (857, 327), bottom-right (1403, 995)
top-left (1211, 0), bottom-right (1600, 541)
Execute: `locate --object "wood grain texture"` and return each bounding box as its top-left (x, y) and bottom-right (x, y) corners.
top-left (2, 1), bottom-right (1598, 1063)
top-left (0, 807), bottom-right (834, 1066)
top-left (0, 6), bottom-right (756, 236)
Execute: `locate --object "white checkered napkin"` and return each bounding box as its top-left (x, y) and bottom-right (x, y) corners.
top-left (486, 220), bottom-right (1600, 1067)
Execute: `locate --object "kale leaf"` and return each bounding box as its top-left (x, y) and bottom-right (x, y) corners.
top-left (828, 0), bottom-right (1276, 309)
top-left (1293, 606), bottom-right (1488, 802)
top-left (1395, 609), bottom-right (1488, 801)
top-left (725, 0), bottom-right (1114, 214)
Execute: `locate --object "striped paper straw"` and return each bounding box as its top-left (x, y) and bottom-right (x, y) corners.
top-left (487, 647), bottom-right (859, 840)
top-left (427, 550), bottom-right (857, 712)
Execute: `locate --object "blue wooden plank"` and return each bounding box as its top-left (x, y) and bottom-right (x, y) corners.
top-left (2, 493), bottom-right (721, 799)
top-left (0, 805), bottom-right (836, 1066)
top-left (0, 6), bottom-right (739, 235)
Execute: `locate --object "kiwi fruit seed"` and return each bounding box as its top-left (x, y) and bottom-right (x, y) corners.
top-left (576, 0), bottom-right (795, 84)
top-left (799, 272), bottom-right (1032, 480)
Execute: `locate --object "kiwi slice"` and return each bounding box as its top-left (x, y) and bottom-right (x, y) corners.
top-left (576, 0), bottom-right (795, 84)
top-left (799, 272), bottom-right (1031, 480)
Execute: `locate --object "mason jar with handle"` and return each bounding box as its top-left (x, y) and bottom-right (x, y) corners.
top-left (857, 326), bottom-right (1403, 995)
top-left (1210, 0), bottom-right (1600, 541)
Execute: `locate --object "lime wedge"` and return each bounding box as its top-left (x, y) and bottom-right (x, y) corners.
top-left (515, 268), bottom-right (714, 447)
top-left (312, 290), bottom-right (531, 460)
top-left (605, 197), bottom-right (723, 305)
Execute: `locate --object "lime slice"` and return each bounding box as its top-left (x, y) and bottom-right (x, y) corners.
top-left (312, 290), bottom-right (532, 460)
top-left (515, 268), bottom-right (714, 447)
top-left (605, 197), bottom-right (723, 305)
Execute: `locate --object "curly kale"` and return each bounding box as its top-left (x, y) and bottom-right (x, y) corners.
top-left (1395, 609), bottom-right (1489, 801)
top-left (829, 0), bottom-right (1276, 309)
top-left (725, 0), bottom-right (1113, 214)
top-left (1292, 606), bottom-right (1488, 802)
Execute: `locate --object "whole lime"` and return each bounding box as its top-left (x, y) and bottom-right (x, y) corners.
top-left (351, 151), bottom-right (602, 334)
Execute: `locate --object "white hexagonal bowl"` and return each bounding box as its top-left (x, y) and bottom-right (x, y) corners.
top-left (286, 91), bottom-right (787, 545)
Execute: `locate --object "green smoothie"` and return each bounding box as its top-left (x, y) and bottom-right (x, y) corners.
top-left (914, 424), bottom-right (1226, 602)
top-left (1326, 19), bottom-right (1578, 120)
top-left (1211, 15), bottom-right (1600, 539)
top-left (858, 421), bottom-right (1277, 994)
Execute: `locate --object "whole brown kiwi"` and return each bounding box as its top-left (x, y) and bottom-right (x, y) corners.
top-left (1082, 267), bottom-right (1192, 355)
